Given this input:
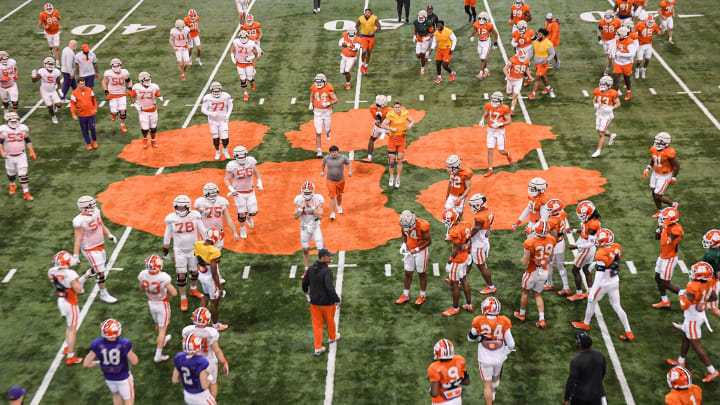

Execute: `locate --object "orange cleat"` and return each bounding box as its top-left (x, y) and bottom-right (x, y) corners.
top-left (180, 297), bottom-right (188, 311)
top-left (362, 157), bottom-right (372, 162)
top-left (624, 90), bottom-right (632, 101)
top-left (619, 331), bottom-right (634, 341)
top-left (8, 184), bottom-right (16, 195)
top-left (434, 77), bottom-right (443, 84)
top-left (86, 144), bottom-right (93, 151)
top-left (214, 323), bottom-right (229, 331)
top-left (536, 320), bottom-right (546, 328)
top-left (541, 87), bottom-right (552, 94)
top-left (189, 288), bottom-right (204, 299)
top-left (523, 78), bottom-right (530, 87)
top-left (442, 307), bottom-right (460, 317)
top-left (414, 295), bottom-right (426, 305)
top-left (395, 294), bottom-right (410, 305)
top-left (63, 347), bottom-right (69, 355)
top-left (507, 153), bottom-right (514, 165)
top-left (181, 74), bottom-right (186, 82)
top-left (483, 169), bottom-right (494, 177)
top-left (143, 138), bottom-right (148, 149)
top-left (567, 293), bottom-right (588, 302)
top-left (120, 124), bottom-right (127, 133)
top-left (66, 356), bottom-right (83, 366)
top-left (444, 278), bottom-right (452, 285)
top-left (652, 210), bottom-right (662, 218)
top-left (448, 72), bottom-right (456, 82)
top-left (23, 192), bottom-right (34, 201)
top-left (250, 82), bottom-right (256, 91)
top-left (703, 370), bottom-right (720, 383)
top-left (513, 312), bottom-right (526, 321)
top-left (481, 71), bottom-right (489, 79)
top-left (543, 285), bottom-right (555, 291)
top-left (243, 93), bottom-right (249, 101)
top-left (345, 83), bottom-right (351, 90)
top-left (528, 92), bottom-right (536, 100)
top-left (462, 304), bottom-right (473, 312)
top-left (572, 321), bottom-right (591, 331)
top-left (476, 73), bottom-right (484, 79)
top-left (557, 289), bottom-right (571, 296)
top-left (152, 141), bottom-right (159, 148)
top-left (92, 141), bottom-right (98, 149)
top-left (478, 286), bottom-right (496, 294)
top-left (652, 300), bottom-right (671, 309)
top-left (667, 358), bottom-right (685, 367)
top-left (110, 114), bottom-right (116, 121)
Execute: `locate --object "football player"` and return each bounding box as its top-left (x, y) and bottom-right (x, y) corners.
top-left (413, 10), bottom-right (435, 75)
top-left (381, 101), bottom-right (414, 188)
top-left (73, 195), bottom-right (118, 303)
top-left (163, 194), bottom-right (207, 311)
top-left (468, 297), bottom-right (514, 404)
top-left (194, 183), bottom-right (240, 248)
top-left (667, 262), bottom-right (720, 383)
top-left (231, 30), bottom-right (262, 102)
top-left (658, 0), bottom-right (676, 44)
top-left (512, 178), bottom-right (548, 234)
top-left (511, 21), bottom-right (534, 64)
top-left (356, 9), bottom-right (381, 74)
top-left (38, 3), bottom-right (61, 62)
top-left (443, 209), bottom-right (474, 317)
top-left (665, 366), bottom-right (703, 405)
top-left (169, 19), bottom-right (191, 81)
top-left (571, 229), bottom-right (634, 341)
top-left (445, 155), bottom-right (472, 222)
top-left (544, 13), bottom-right (561, 69)
top-left (430, 20), bottom-right (457, 84)
top-left (48, 250), bottom-right (84, 365)
top-left (545, 199), bottom-right (571, 295)
top-left (567, 200), bottom-right (600, 302)
top-left (102, 58), bottom-right (132, 132)
top-left (0, 112), bottom-right (36, 200)
top-left (469, 194), bottom-right (496, 295)
top-left (201, 82), bottom-right (233, 160)
top-left (224, 145), bottom-right (263, 239)
top-left (591, 75), bottom-right (620, 158)
top-left (614, 0), bottom-right (634, 24)
top-left (644, 132), bottom-right (679, 217)
top-left (397, 210), bottom-right (432, 305)
top-left (182, 307), bottom-right (230, 399)
top-left (469, 12), bottom-right (498, 79)
top-left (363, 94), bottom-right (390, 162)
top-left (138, 254), bottom-right (177, 363)
top-left (128, 72), bottom-right (163, 148)
top-left (598, 10), bottom-right (621, 75)
top-left (528, 28), bottom-right (555, 100)
top-left (503, 52), bottom-right (532, 112)
top-left (241, 13), bottom-right (263, 46)
top-left (338, 27), bottom-right (361, 90)
top-left (652, 206), bottom-right (683, 308)
top-left (428, 339), bottom-right (470, 403)
top-left (83, 319), bottom-right (139, 405)
top-left (184, 9), bottom-right (202, 65)
top-left (479, 92), bottom-right (513, 177)
top-left (612, 26), bottom-right (637, 100)
top-left (634, 15), bottom-right (663, 80)
top-left (236, 0), bottom-right (250, 24)
top-left (0, 51), bottom-right (19, 118)
top-left (293, 181), bottom-right (324, 275)
top-left (464, 0), bottom-right (477, 23)
top-left (31, 57), bottom-right (62, 124)
top-left (194, 228), bottom-right (227, 331)
top-left (308, 73), bottom-right (337, 156)
top-left (508, 0), bottom-right (531, 34)
top-left (172, 334), bottom-right (217, 405)
top-left (515, 221), bottom-right (555, 328)
top-left (701, 229), bottom-right (720, 319)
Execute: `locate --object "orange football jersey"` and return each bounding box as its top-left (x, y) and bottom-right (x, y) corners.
top-left (506, 55), bottom-right (530, 80)
top-left (484, 102), bottom-right (511, 126)
top-left (615, 0), bottom-right (635, 18)
top-left (635, 0), bottom-right (647, 6)
top-left (39, 10), bottom-right (61, 34)
top-left (596, 243), bottom-right (622, 274)
top-left (241, 21), bottom-right (262, 41)
top-left (615, 37), bottom-right (635, 60)
top-left (527, 194), bottom-right (548, 223)
top-left (369, 104), bottom-right (390, 122)
top-left (449, 168), bottom-right (472, 197)
top-left (635, 21), bottom-right (661, 45)
top-left (580, 218), bottom-right (601, 240)
top-left (659, 0), bottom-right (675, 18)
top-left (660, 223), bottom-right (683, 259)
top-left (547, 211), bottom-right (568, 243)
top-left (665, 385), bottom-right (702, 405)
top-left (183, 16), bottom-right (200, 38)
top-left (427, 355), bottom-right (466, 404)
top-left (471, 315), bottom-right (512, 350)
top-left (310, 83), bottom-right (335, 110)
top-left (340, 32), bottom-right (361, 57)
top-left (472, 21), bottom-right (495, 41)
top-left (449, 222), bottom-right (472, 263)
top-left (403, 218), bottom-right (431, 250)
top-left (650, 146), bottom-right (676, 175)
top-left (473, 210), bottom-right (493, 231)
top-left (599, 18), bottom-right (621, 41)
top-left (510, 3), bottom-right (531, 25)
top-left (681, 280), bottom-right (713, 310)
top-left (544, 19), bottom-right (560, 46)
top-left (593, 88), bottom-right (619, 107)
top-left (512, 29), bottom-right (535, 48)
top-left (523, 235), bottom-right (556, 272)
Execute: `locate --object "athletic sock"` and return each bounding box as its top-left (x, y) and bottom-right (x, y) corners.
top-left (661, 295), bottom-right (668, 302)
top-left (576, 290), bottom-right (583, 295)
top-left (539, 312), bottom-right (545, 321)
top-left (519, 309), bottom-right (526, 316)
top-left (708, 365), bottom-right (717, 374)
top-left (420, 290), bottom-right (426, 297)
top-left (155, 348), bottom-right (163, 357)
top-left (403, 289), bottom-right (409, 296)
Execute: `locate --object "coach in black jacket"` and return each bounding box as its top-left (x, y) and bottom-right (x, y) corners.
top-left (564, 332), bottom-right (606, 405)
top-left (302, 248), bottom-right (341, 356)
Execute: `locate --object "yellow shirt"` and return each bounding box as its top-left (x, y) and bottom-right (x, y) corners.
top-left (434, 27), bottom-right (454, 49)
top-left (358, 14), bottom-right (378, 36)
top-left (386, 108), bottom-right (410, 136)
top-left (194, 241), bottom-right (221, 267)
top-left (532, 38), bottom-right (553, 58)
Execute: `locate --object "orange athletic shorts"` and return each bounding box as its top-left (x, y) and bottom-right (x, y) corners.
top-left (465, 0), bottom-right (477, 6)
top-left (436, 48), bottom-right (452, 63)
top-left (613, 62), bottom-right (632, 76)
top-left (360, 35), bottom-right (375, 50)
top-left (535, 61), bottom-right (549, 77)
top-left (326, 179), bottom-right (345, 198)
top-left (388, 135), bottom-right (406, 154)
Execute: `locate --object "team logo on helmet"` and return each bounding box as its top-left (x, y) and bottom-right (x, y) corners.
top-left (183, 333), bottom-right (202, 354)
top-left (101, 318), bottom-right (122, 339)
top-left (301, 181), bottom-right (315, 200)
top-left (433, 338), bottom-right (455, 360)
top-left (481, 296), bottom-right (501, 316)
top-left (192, 307), bottom-right (212, 326)
top-left (145, 254), bottom-right (163, 274)
top-left (576, 200), bottom-right (596, 222)
top-left (53, 250), bottom-right (73, 268)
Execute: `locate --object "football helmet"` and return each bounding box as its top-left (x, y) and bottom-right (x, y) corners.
top-left (399, 210), bottom-right (417, 231)
top-left (596, 228), bottom-right (615, 247)
top-left (667, 365), bottom-right (692, 390)
top-left (690, 261), bottom-right (713, 281)
top-left (702, 229), bottom-right (720, 249)
top-left (183, 333), bottom-right (202, 354)
top-left (206, 227), bottom-right (221, 245)
top-left (654, 132), bottom-right (671, 151)
top-left (490, 91), bottom-right (503, 107)
top-left (546, 198), bottom-right (564, 216)
top-left (203, 182), bottom-right (220, 202)
top-left (617, 26), bottom-right (629, 40)
top-left (301, 181), bottom-right (315, 200)
top-left (43, 57), bottom-right (55, 70)
top-left (173, 194), bottom-right (192, 217)
top-left (347, 26), bottom-right (357, 39)
top-left (44, 3), bottom-right (54, 14)
top-left (210, 81), bottom-right (222, 98)
top-left (145, 254), bottom-right (163, 274)
top-left (433, 338), bottom-right (455, 360)
top-left (445, 155), bottom-right (461, 173)
top-left (314, 73), bottom-right (327, 89)
top-left (517, 20), bottom-right (527, 35)
top-left (576, 200), bottom-right (596, 222)
top-left (604, 9), bottom-right (615, 22)
top-left (101, 318), bottom-right (122, 339)
top-left (246, 13), bottom-right (255, 25)
top-left (599, 75), bottom-right (613, 91)
top-left (514, 0), bottom-right (523, 5)
top-left (646, 14), bottom-right (655, 27)
top-left (233, 145), bottom-right (248, 164)
top-left (138, 71), bottom-right (151, 87)
top-left (6, 112), bottom-right (20, 129)
top-left (481, 296), bottom-right (501, 316)
top-left (192, 306), bottom-right (212, 326)
top-left (53, 250), bottom-right (73, 268)
top-left (418, 10), bottom-right (427, 23)
top-left (175, 19), bottom-right (185, 30)
top-left (0, 51), bottom-right (9, 65)
top-left (533, 221), bottom-right (548, 237)
top-left (188, 9), bottom-right (198, 21)
top-left (77, 195), bottom-right (97, 214)
top-left (622, 21), bottom-right (634, 32)
top-left (468, 193), bottom-right (488, 213)
top-left (110, 58), bottom-right (122, 73)
top-left (238, 30), bottom-right (249, 43)
top-left (442, 209), bottom-right (458, 228)
top-left (659, 206), bottom-right (679, 226)
top-left (528, 177), bottom-right (547, 197)
top-left (375, 94), bottom-right (387, 108)
top-left (478, 11), bottom-right (489, 24)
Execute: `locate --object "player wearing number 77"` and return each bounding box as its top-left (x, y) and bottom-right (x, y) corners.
top-left (514, 221), bottom-right (555, 328)
top-left (138, 254), bottom-right (178, 363)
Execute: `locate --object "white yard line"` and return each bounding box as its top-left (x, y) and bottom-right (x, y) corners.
top-left (258, 98), bottom-right (264, 105)
top-left (678, 260), bottom-right (688, 274)
top-left (626, 261), bottom-right (637, 274)
top-left (163, 99), bottom-right (170, 106)
top-left (484, 92), bottom-right (489, 100)
top-left (451, 93), bottom-right (456, 101)
top-left (291, 97), bottom-right (296, 104)
top-left (384, 263), bottom-right (391, 277)
top-left (289, 265), bottom-right (297, 278)
top-left (2, 268), bottom-right (17, 283)
top-left (0, 0), bottom-right (33, 23)
top-left (433, 263), bottom-right (440, 277)
top-left (419, 94), bottom-right (424, 101)
top-left (582, 90), bottom-right (589, 97)
top-left (353, 49), bottom-right (364, 109)
top-left (648, 88), bottom-right (657, 95)
top-left (323, 251), bottom-right (345, 405)
top-left (242, 265), bottom-right (251, 279)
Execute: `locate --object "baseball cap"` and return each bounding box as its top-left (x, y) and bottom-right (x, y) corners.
top-left (318, 248), bottom-right (335, 258)
top-left (81, 44), bottom-right (90, 52)
top-left (427, 5), bottom-right (433, 10)
top-left (8, 386), bottom-right (26, 400)
top-left (545, 13), bottom-right (553, 19)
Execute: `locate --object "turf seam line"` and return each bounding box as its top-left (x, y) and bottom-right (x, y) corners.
top-left (0, 0), bottom-right (33, 23)
top-left (242, 265), bottom-right (251, 279)
top-left (324, 251), bottom-right (345, 405)
top-left (2, 268), bottom-right (17, 283)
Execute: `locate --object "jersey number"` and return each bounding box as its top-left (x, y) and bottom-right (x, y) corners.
top-left (234, 167), bottom-right (253, 178)
top-left (180, 366), bottom-right (194, 385)
top-left (110, 77), bottom-right (124, 86)
top-left (449, 175), bottom-right (463, 189)
top-left (533, 243), bottom-right (554, 266)
top-left (141, 280), bottom-right (162, 295)
top-left (479, 324), bottom-right (504, 350)
top-left (652, 154), bottom-right (663, 167)
top-left (174, 221), bottom-right (195, 233)
top-left (513, 64), bottom-right (527, 74)
top-left (203, 207), bottom-right (223, 218)
top-left (4, 132), bottom-right (24, 142)
top-left (210, 102), bottom-right (225, 112)
top-left (139, 91), bottom-right (154, 100)
top-left (441, 366), bottom-right (463, 400)
top-left (100, 348), bottom-right (121, 366)
top-left (594, 95), bottom-right (611, 105)
top-left (87, 218), bottom-right (100, 231)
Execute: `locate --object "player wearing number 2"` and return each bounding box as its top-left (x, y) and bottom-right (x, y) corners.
top-left (172, 334), bottom-right (217, 405)
top-left (515, 221), bottom-right (555, 328)
top-left (182, 307), bottom-right (230, 400)
top-left (138, 254), bottom-right (177, 363)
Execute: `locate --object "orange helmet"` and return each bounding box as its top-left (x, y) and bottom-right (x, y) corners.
top-left (659, 206), bottom-right (679, 226)
top-left (101, 318), bottom-right (122, 339)
top-left (433, 338), bottom-right (454, 360)
top-left (481, 296), bottom-right (501, 316)
top-left (576, 200), bottom-right (596, 222)
top-left (533, 220), bottom-right (548, 237)
top-left (183, 333), bottom-right (202, 354)
top-left (596, 228), bottom-right (615, 247)
top-left (53, 250), bottom-right (72, 268)
top-left (192, 307), bottom-right (211, 326)
top-left (546, 198), bottom-right (564, 216)
top-left (246, 13), bottom-right (254, 25)
top-left (188, 9), bottom-right (198, 21)
top-left (206, 227), bottom-right (222, 245)
top-left (690, 261), bottom-right (714, 282)
top-left (145, 254), bottom-right (163, 274)
top-left (301, 181), bottom-right (315, 200)
top-left (667, 365), bottom-right (692, 389)
top-left (702, 229), bottom-right (720, 249)
top-left (442, 209), bottom-right (458, 228)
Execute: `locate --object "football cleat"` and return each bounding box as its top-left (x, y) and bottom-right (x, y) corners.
top-left (557, 289), bottom-right (571, 296)
top-left (153, 354), bottom-right (169, 363)
top-left (395, 294), bottom-right (410, 305)
top-left (478, 286), bottom-right (497, 294)
top-left (449, 72), bottom-right (456, 82)
top-left (527, 92), bottom-right (535, 100)
top-left (624, 90), bottom-right (631, 101)
top-left (92, 141), bottom-right (98, 149)
top-left (181, 74), bottom-right (186, 82)
top-left (328, 333), bottom-right (341, 344)
top-left (703, 370), bottom-right (720, 383)
top-left (619, 331), bottom-right (634, 341)
top-left (468, 193), bottom-right (488, 213)
top-left (433, 338), bottom-right (455, 360)
top-left (173, 194), bottom-right (192, 217)
top-left (651, 300), bottom-right (671, 309)
top-left (243, 93), bottom-right (249, 101)
top-left (462, 304), bottom-right (473, 312)
top-left (23, 192), bottom-right (34, 201)
top-left (214, 323), bottom-right (228, 331)
top-left (542, 285), bottom-right (555, 291)
top-left (314, 73), bottom-right (327, 89)
top-left (483, 168), bottom-right (494, 177)
top-left (535, 320), bottom-right (546, 328)
top-left (66, 356), bottom-right (83, 366)
top-left (246, 216), bottom-right (254, 228)
top-left (513, 312), bottom-right (526, 321)
top-left (571, 321), bottom-right (591, 331)
top-left (180, 297), bottom-right (188, 311)
top-left (314, 347), bottom-right (327, 356)
top-left (101, 318), bottom-right (122, 338)
top-left (414, 296), bottom-right (426, 305)
top-left (189, 288), bottom-right (204, 299)
top-left (442, 307), bottom-right (460, 317)
top-left (567, 293), bottom-right (588, 302)
top-left (434, 76), bottom-right (443, 84)
top-left (667, 358), bottom-right (685, 367)
top-left (240, 227), bottom-right (247, 239)
top-left (182, 334), bottom-right (202, 354)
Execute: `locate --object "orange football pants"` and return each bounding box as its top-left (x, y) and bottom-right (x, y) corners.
top-left (310, 304), bottom-right (337, 350)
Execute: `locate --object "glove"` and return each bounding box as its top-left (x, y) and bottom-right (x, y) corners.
top-left (412, 35), bottom-right (417, 43)
top-left (162, 247), bottom-right (171, 261)
top-left (158, 96), bottom-right (164, 102)
top-left (70, 254), bottom-right (80, 266)
top-left (246, 55), bottom-right (255, 62)
top-left (231, 55), bottom-right (236, 64)
top-left (479, 119), bottom-right (485, 127)
top-left (104, 90), bottom-right (109, 96)
top-left (670, 177), bottom-right (676, 184)
top-left (31, 69), bottom-right (37, 78)
top-left (469, 36), bottom-right (475, 42)
top-left (593, 103), bottom-right (600, 110)
top-left (256, 180), bottom-right (263, 191)
top-left (493, 41), bottom-right (498, 49)
top-left (108, 234), bottom-right (117, 244)
top-left (454, 198), bottom-right (462, 206)
top-left (399, 243), bottom-right (408, 255)
top-left (321, 101), bottom-right (330, 108)
top-left (308, 102), bottom-right (314, 111)
top-left (305, 293), bottom-right (311, 302)
top-left (29, 150), bottom-right (37, 160)
top-left (643, 167), bottom-right (650, 179)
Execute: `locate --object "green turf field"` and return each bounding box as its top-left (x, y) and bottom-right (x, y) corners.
top-left (1, 0), bottom-right (720, 403)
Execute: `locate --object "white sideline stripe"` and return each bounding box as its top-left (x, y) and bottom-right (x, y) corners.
top-left (349, 150), bottom-right (354, 160)
top-left (290, 97), bottom-right (296, 104)
top-left (163, 99), bottom-right (170, 106)
top-left (384, 263), bottom-right (391, 277)
top-left (626, 261), bottom-right (637, 274)
top-left (324, 251), bottom-right (345, 405)
top-left (258, 98), bottom-right (264, 105)
top-left (451, 93), bottom-right (456, 101)
top-left (678, 260), bottom-right (689, 274)
top-left (433, 263), bottom-right (440, 277)
top-left (98, 100), bottom-right (106, 108)
top-left (289, 265), bottom-right (297, 278)
top-left (353, 49), bottom-right (363, 109)
top-left (20, 0), bottom-right (145, 124)
top-left (582, 90), bottom-right (589, 97)
top-left (648, 88), bottom-right (657, 95)
top-left (242, 265), bottom-right (251, 279)
top-left (2, 268), bottom-right (17, 283)
top-left (484, 93), bottom-right (489, 100)
top-left (0, 0), bottom-right (33, 23)
top-left (419, 94), bottom-right (424, 101)
top-left (486, 1), bottom-right (634, 403)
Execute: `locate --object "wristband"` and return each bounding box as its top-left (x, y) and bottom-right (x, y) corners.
top-left (221, 360), bottom-right (228, 365)
top-left (104, 90), bottom-right (109, 96)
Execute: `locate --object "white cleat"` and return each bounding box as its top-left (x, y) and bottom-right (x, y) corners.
top-left (316, 148), bottom-right (322, 157)
top-left (196, 58), bottom-right (202, 66)
top-left (641, 68), bottom-right (646, 80)
top-left (394, 177), bottom-right (400, 188)
top-left (608, 133), bottom-right (617, 145)
top-left (328, 333), bottom-right (341, 344)
top-left (99, 290), bottom-right (118, 304)
top-left (388, 177), bottom-right (394, 187)
top-left (222, 149), bottom-right (230, 159)
top-left (326, 133), bottom-right (331, 141)
top-left (246, 216), bottom-right (254, 229)
top-left (337, 206), bottom-right (343, 214)
top-left (635, 69), bottom-right (640, 79)
top-left (164, 334), bottom-right (172, 346)
top-left (214, 150), bottom-right (221, 160)
top-left (591, 149), bottom-right (602, 158)
top-left (51, 115), bottom-right (59, 124)
top-left (153, 355), bottom-right (169, 363)
top-left (330, 212), bottom-right (336, 221)
top-left (240, 227), bottom-right (247, 239)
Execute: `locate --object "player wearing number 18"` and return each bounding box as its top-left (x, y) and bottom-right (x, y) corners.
top-left (83, 319), bottom-right (139, 405)
top-left (428, 339), bottom-right (470, 404)
top-left (515, 221), bottom-right (555, 328)
top-left (173, 334), bottom-right (217, 405)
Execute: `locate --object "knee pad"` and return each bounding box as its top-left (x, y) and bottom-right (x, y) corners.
top-left (119, 112), bottom-right (127, 120)
top-left (11, 101), bottom-right (18, 110)
top-left (141, 129), bottom-right (149, 136)
top-left (2, 102), bottom-right (7, 109)
top-left (213, 138), bottom-right (220, 147)
top-left (221, 138), bottom-right (229, 147)
top-left (189, 272), bottom-right (199, 282)
top-left (19, 175), bottom-right (28, 184)
top-left (95, 272), bottom-right (106, 284)
top-left (249, 211), bottom-right (257, 217)
top-left (240, 80), bottom-right (247, 88)
top-left (150, 127), bottom-right (157, 134)
top-left (7, 175), bottom-right (16, 182)
top-left (237, 214), bottom-right (246, 222)
top-left (176, 273), bottom-right (187, 287)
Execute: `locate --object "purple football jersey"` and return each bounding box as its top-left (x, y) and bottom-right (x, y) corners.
top-left (90, 337), bottom-right (132, 381)
top-left (174, 352), bottom-right (210, 394)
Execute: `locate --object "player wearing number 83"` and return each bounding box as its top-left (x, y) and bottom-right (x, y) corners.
top-left (138, 254), bottom-right (177, 363)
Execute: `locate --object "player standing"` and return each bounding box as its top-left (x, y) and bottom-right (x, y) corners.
top-left (128, 72), bottom-right (163, 148)
top-left (443, 209), bottom-right (473, 317)
top-left (468, 194), bottom-right (497, 295)
top-left (479, 92), bottom-right (513, 177)
top-left (512, 178), bottom-right (548, 234)
top-left (464, 0), bottom-right (477, 23)
top-left (430, 21), bottom-right (457, 84)
top-left (397, 210), bottom-right (432, 305)
top-left (163, 194), bottom-right (206, 311)
top-left (598, 10), bottom-right (621, 75)
top-left (363, 94), bottom-right (389, 162)
top-left (357, 9), bottom-right (381, 74)
top-left (172, 334), bottom-right (217, 405)
top-left (545, 199), bottom-right (571, 295)
top-left (665, 366), bottom-right (703, 404)
top-left (231, 31), bottom-right (261, 102)
top-left (182, 307), bottom-right (230, 399)
top-left (591, 75), bottom-right (621, 158)
top-left (428, 339), bottom-right (470, 404)
top-left (241, 14), bottom-right (263, 46)
top-left (612, 27), bottom-right (637, 100)
top-left (224, 145), bottom-right (263, 239)
top-left (48, 250), bottom-right (84, 365)
top-left (338, 27), bottom-right (361, 90)
top-left (614, 0), bottom-right (635, 24)
top-left (643, 132), bottom-right (679, 217)
top-left (701, 229), bottom-right (720, 319)
top-left (308, 73), bottom-right (337, 156)
top-left (38, 3), bottom-right (61, 62)
top-left (102, 58), bottom-right (131, 133)
top-left (31, 57), bottom-right (61, 124)
top-left (0, 51), bottom-right (19, 118)
top-left (0, 113), bottom-right (36, 200)
top-left (321, 145), bottom-right (352, 220)
top-left (293, 181), bottom-right (324, 275)
top-left (194, 228), bottom-right (228, 331)
top-left (83, 319), bottom-right (139, 405)
top-left (236, 0), bottom-right (250, 24)
top-left (544, 13), bottom-right (561, 69)
top-left (469, 12), bottom-right (498, 79)
top-left (658, 0), bottom-right (676, 44)
top-left (381, 101), bottom-right (415, 188)
top-left (503, 52), bottom-right (533, 113)
top-left (567, 200), bottom-right (600, 302)
top-left (201, 82), bottom-right (233, 160)
top-left (528, 28), bottom-right (555, 100)
top-left (184, 9), bottom-right (202, 65)
top-left (515, 221), bottom-right (555, 328)
top-left (138, 254), bottom-right (177, 363)
top-left (445, 155), bottom-right (472, 222)
top-left (413, 11), bottom-right (435, 75)
top-left (652, 206), bottom-right (683, 308)
top-left (508, 0), bottom-right (531, 33)
top-left (634, 15), bottom-right (663, 80)
top-left (194, 183), bottom-right (240, 249)
top-left (170, 20), bottom-right (191, 82)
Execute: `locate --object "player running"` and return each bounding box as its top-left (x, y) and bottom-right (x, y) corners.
top-left (634, 14), bottom-right (663, 80)
top-left (503, 52), bottom-right (532, 113)
top-left (428, 339), bottom-right (470, 403)
top-left (1, 112), bottom-right (37, 200)
top-left (469, 12), bottom-right (498, 79)
top-left (363, 94), bottom-right (389, 162)
top-left (652, 206), bottom-right (683, 308)
top-left (169, 19), bottom-right (191, 81)
top-left (224, 145), bottom-right (263, 239)
top-left (591, 75), bottom-right (621, 158)
top-left (31, 57), bottom-right (61, 124)
top-left (172, 334), bottom-right (217, 405)
top-left (294, 181), bottom-right (324, 276)
top-left (430, 20), bottom-right (457, 84)
top-left (643, 132), bottom-right (679, 217)
top-left (479, 92), bottom-right (513, 177)
top-left (612, 26), bottom-right (637, 101)
top-left (413, 10), bottom-right (435, 75)
top-left (128, 72), bottom-right (163, 148)
top-left (194, 228), bottom-right (228, 331)
top-left (658, 0), bottom-right (676, 44)
top-left (598, 10), bottom-right (621, 75)
top-left (194, 182), bottom-right (240, 248)
top-left (182, 307), bottom-right (230, 399)
top-left (48, 250), bottom-right (84, 365)
top-left (397, 210), bottom-right (432, 305)
top-left (508, 0), bottom-right (531, 34)
top-left (184, 9), bottom-right (202, 65)
top-left (38, 3), bottom-right (61, 62)
top-left (0, 51), bottom-right (19, 118)
top-left (201, 82), bottom-right (233, 160)
top-left (469, 194), bottom-right (497, 295)
top-left (567, 200), bottom-right (600, 302)
top-left (231, 30), bottom-right (262, 102)
top-left (241, 14), bottom-right (263, 46)
top-left (102, 58), bottom-right (132, 132)
top-left (309, 73), bottom-right (337, 156)
top-left (338, 27), bottom-right (361, 90)
top-left (515, 221), bottom-right (555, 328)
top-left (357, 8), bottom-right (381, 74)
top-left (138, 254), bottom-right (177, 363)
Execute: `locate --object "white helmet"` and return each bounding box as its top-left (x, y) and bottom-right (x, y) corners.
top-left (517, 20), bottom-right (528, 35)
top-left (347, 26), bottom-right (357, 38)
top-left (375, 94), bottom-right (387, 107)
top-left (77, 195), bottom-right (97, 214)
top-left (399, 210), bottom-right (417, 231)
top-left (175, 19), bottom-right (185, 30)
top-left (445, 155), bottom-right (461, 173)
top-left (0, 51), bottom-right (9, 65)
top-left (44, 3), bottom-right (54, 14)
top-left (110, 58), bottom-right (122, 73)
top-left (314, 73), bottom-right (327, 89)
top-left (239, 30), bottom-right (249, 43)
top-left (490, 91), bottom-right (503, 107)
top-left (210, 81), bottom-right (222, 98)
top-left (622, 21), bottom-right (634, 32)
top-left (173, 195), bottom-right (192, 217)
top-left (203, 183), bottom-right (220, 203)
top-left (246, 13), bottom-right (255, 25)
top-left (654, 132), bottom-right (671, 151)
top-left (138, 71), bottom-right (151, 87)
top-left (646, 14), bottom-right (655, 27)
top-left (233, 145), bottom-right (248, 164)
top-left (417, 10), bottom-right (427, 23)
top-left (599, 75), bottom-right (613, 91)
top-left (43, 56), bottom-right (55, 70)
top-left (514, 0), bottom-right (523, 4)
top-left (617, 26), bottom-right (630, 40)
top-left (478, 11), bottom-right (489, 24)
top-left (604, 9), bottom-right (615, 21)
top-left (301, 181), bottom-right (315, 200)
top-left (6, 112), bottom-right (19, 129)
top-left (468, 193), bottom-right (488, 213)
top-left (528, 177), bottom-right (547, 197)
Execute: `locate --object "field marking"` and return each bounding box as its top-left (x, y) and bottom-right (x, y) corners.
top-left (0, 0), bottom-right (33, 23)
top-left (291, 97), bottom-right (296, 104)
top-left (451, 93), bottom-right (456, 101)
top-left (289, 265), bottom-right (297, 278)
top-left (386, 95), bottom-right (391, 102)
top-left (329, 263), bottom-right (356, 268)
top-left (2, 268), bottom-right (17, 283)
top-left (648, 88), bottom-right (657, 95)
top-left (582, 90), bottom-right (589, 97)
top-left (352, 48), bottom-right (364, 109)
top-left (419, 94), bottom-right (424, 101)
top-left (163, 99), bottom-right (170, 106)
top-left (348, 150), bottom-right (354, 160)
top-left (626, 261), bottom-right (637, 274)
top-left (676, 91), bottom-right (701, 94)
top-left (678, 260), bottom-right (688, 274)
top-left (98, 100), bottom-right (106, 108)
top-left (258, 98), bottom-right (264, 105)
top-left (484, 1), bottom-right (634, 403)
top-left (484, 92), bottom-right (489, 100)
top-left (433, 263), bottom-right (440, 277)
top-left (384, 263), bottom-right (391, 277)
top-left (346, 100), bottom-right (367, 103)
top-left (323, 251), bottom-right (345, 405)
top-left (242, 265), bottom-right (251, 279)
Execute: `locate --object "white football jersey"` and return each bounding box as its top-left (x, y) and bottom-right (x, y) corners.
top-left (130, 83), bottom-right (160, 110)
top-left (182, 325), bottom-right (219, 359)
top-left (194, 196), bottom-right (230, 230)
top-left (103, 69), bottom-right (130, 95)
top-left (225, 157), bottom-right (258, 192)
top-left (38, 68), bottom-right (61, 92)
top-left (0, 59), bottom-right (17, 87)
top-left (72, 209), bottom-right (106, 250)
top-left (294, 194), bottom-right (325, 225)
top-left (170, 27), bottom-right (191, 47)
top-left (47, 267), bottom-right (79, 289)
top-left (201, 92), bottom-right (233, 121)
top-left (0, 124), bottom-right (30, 155)
top-left (164, 210), bottom-right (206, 250)
top-left (232, 39), bottom-right (259, 63)
top-left (137, 270), bottom-right (172, 301)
